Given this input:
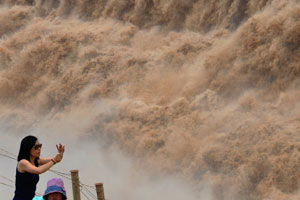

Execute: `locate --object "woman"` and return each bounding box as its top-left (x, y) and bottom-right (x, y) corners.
top-left (13, 135), bottom-right (65, 200)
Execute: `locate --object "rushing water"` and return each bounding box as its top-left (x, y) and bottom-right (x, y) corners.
top-left (1, 0), bottom-right (300, 199)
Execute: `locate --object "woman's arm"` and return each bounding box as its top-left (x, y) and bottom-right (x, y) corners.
top-left (18, 159), bottom-right (56, 174)
top-left (18, 153), bottom-right (62, 174)
top-left (38, 157), bottom-right (54, 165)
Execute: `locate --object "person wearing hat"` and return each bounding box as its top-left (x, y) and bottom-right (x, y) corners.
top-left (33, 178), bottom-right (67, 200)
top-left (43, 178), bottom-right (67, 200)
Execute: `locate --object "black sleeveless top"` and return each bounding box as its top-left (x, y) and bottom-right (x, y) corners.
top-left (13, 160), bottom-right (40, 200)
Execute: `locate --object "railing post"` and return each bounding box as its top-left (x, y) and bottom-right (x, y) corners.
top-left (95, 182), bottom-right (105, 200)
top-left (70, 170), bottom-right (81, 200)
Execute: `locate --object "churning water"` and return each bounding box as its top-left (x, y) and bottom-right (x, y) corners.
top-left (1, 0), bottom-right (300, 199)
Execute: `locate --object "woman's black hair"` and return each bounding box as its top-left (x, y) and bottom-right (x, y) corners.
top-left (17, 135), bottom-right (39, 166)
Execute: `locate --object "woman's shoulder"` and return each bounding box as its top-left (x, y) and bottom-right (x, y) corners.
top-left (18, 159), bottom-right (30, 165)
top-left (17, 159), bottom-right (31, 173)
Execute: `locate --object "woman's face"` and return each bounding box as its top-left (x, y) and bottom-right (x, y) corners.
top-left (30, 140), bottom-right (42, 158)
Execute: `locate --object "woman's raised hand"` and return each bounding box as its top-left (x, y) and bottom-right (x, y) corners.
top-left (55, 144), bottom-right (65, 163)
top-left (56, 144), bottom-right (65, 155)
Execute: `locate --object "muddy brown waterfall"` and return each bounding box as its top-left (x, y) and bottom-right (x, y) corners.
top-left (1, 0), bottom-right (300, 199)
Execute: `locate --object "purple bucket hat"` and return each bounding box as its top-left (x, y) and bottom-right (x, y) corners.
top-left (43, 178), bottom-right (67, 200)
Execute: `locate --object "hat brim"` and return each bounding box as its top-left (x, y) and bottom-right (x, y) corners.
top-left (43, 185), bottom-right (67, 199)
